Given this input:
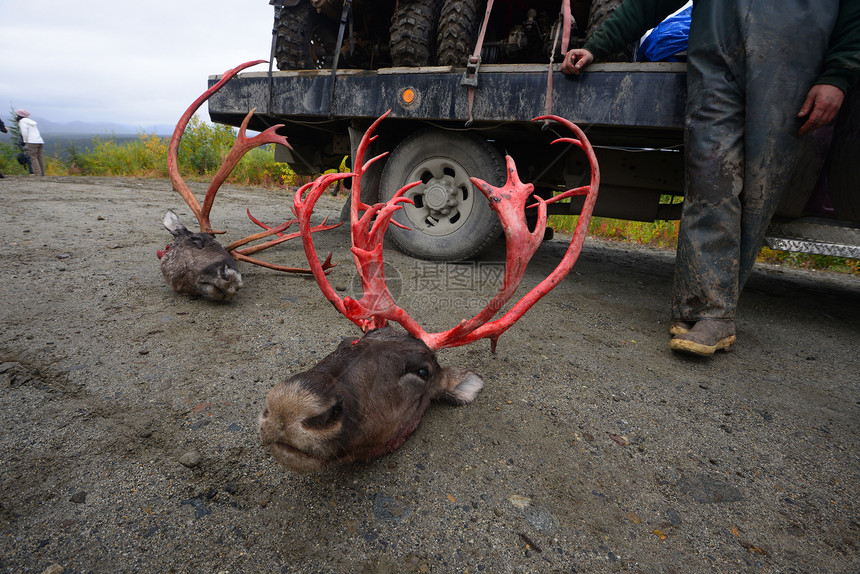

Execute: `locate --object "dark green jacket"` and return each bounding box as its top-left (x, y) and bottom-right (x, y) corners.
top-left (582, 0), bottom-right (860, 94)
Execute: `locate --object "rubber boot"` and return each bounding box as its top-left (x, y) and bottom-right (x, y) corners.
top-left (669, 321), bottom-right (694, 336)
top-left (670, 319), bottom-right (736, 356)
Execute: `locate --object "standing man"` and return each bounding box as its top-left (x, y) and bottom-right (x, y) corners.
top-left (562, 0), bottom-right (859, 356)
top-left (16, 109), bottom-right (45, 176)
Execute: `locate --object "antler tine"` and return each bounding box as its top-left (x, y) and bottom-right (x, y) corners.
top-left (226, 211), bottom-right (340, 274)
top-left (530, 114), bottom-right (596, 207)
top-left (397, 115), bottom-right (599, 351)
top-left (295, 172), bottom-right (358, 321)
top-left (349, 110), bottom-right (392, 229)
top-left (227, 219), bottom-right (341, 256)
top-left (231, 251), bottom-right (334, 275)
top-left (200, 108), bottom-right (291, 230)
top-left (168, 59), bottom-right (266, 232)
top-left (225, 211), bottom-right (339, 255)
top-left (294, 115), bottom-right (421, 333)
top-left (435, 114), bottom-right (600, 350)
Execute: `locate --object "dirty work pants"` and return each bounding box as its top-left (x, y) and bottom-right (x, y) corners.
top-left (26, 143), bottom-right (45, 176)
top-left (672, 0), bottom-right (840, 321)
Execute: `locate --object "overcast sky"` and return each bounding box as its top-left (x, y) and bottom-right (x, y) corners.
top-left (0, 1), bottom-right (275, 132)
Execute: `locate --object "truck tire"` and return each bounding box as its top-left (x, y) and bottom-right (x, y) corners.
top-left (826, 86), bottom-right (860, 222)
top-left (390, 0), bottom-right (443, 67)
top-left (585, 0), bottom-right (633, 62)
top-left (436, 0), bottom-right (482, 67)
top-left (275, 3), bottom-right (337, 70)
top-left (379, 130), bottom-right (505, 261)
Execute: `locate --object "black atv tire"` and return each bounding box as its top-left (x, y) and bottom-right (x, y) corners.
top-left (585, 0), bottom-right (622, 40)
top-left (390, 0), bottom-right (444, 67)
top-left (436, 0), bottom-right (482, 67)
top-left (585, 0), bottom-right (633, 62)
top-left (274, 3), bottom-right (338, 70)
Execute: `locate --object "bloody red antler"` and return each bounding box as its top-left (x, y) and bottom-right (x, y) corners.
top-left (295, 113), bottom-right (599, 351)
top-left (168, 60), bottom-right (265, 233)
top-left (168, 60), bottom-right (339, 274)
top-left (225, 211), bottom-right (340, 274)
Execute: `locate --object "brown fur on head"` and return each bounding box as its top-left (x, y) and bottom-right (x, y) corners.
top-left (259, 327), bottom-right (483, 473)
top-left (158, 210), bottom-right (243, 301)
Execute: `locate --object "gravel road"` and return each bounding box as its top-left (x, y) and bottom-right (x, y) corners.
top-left (1, 176), bottom-right (858, 573)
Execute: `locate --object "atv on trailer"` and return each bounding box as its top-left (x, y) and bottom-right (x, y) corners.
top-left (271, 1), bottom-right (628, 70)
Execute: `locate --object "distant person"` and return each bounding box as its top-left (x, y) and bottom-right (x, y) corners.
top-left (0, 118), bottom-right (6, 178)
top-left (16, 109), bottom-right (45, 176)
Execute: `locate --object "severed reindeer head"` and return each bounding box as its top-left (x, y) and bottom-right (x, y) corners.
top-left (260, 327), bottom-right (483, 472)
top-left (158, 210), bottom-right (243, 301)
top-left (160, 60), bottom-right (338, 301)
top-left (260, 112), bottom-right (600, 472)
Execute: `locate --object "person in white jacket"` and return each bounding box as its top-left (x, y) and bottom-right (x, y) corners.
top-left (16, 109), bottom-right (45, 176)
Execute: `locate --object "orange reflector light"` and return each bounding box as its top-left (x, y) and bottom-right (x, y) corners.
top-left (401, 88), bottom-right (416, 104)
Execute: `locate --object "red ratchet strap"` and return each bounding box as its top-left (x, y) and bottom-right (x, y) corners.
top-left (462, 0), bottom-right (495, 126)
top-left (544, 0), bottom-right (573, 119)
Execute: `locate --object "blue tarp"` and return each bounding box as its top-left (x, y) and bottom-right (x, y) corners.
top-left (637, 6), bottom-right (692, 62)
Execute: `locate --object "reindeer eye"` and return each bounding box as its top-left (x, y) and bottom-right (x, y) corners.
top-left (404, 360), bottom-right (433, 382)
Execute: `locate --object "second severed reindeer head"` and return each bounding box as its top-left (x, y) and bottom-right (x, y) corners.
top-left (260, 110), bottom-right (600, 472)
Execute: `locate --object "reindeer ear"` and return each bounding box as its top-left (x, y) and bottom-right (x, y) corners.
top-left (437, 368), bottom-right (484, 405)
top-left (163, 210), bottom-right (189, 237)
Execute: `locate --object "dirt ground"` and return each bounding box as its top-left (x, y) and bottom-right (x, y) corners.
top-left (1, 176), bottom-right (858, 574)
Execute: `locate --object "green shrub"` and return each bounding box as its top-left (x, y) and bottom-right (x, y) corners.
top-left (0, 141), bottom-right (29, 175)
top-left (38, 113), bottom-right (315, 187)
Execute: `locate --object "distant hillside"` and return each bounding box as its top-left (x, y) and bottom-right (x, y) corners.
top-left (37, 118), bottom-right (174, 136)
top-left (4, 117), bottom-right (173, 137)
top-left (1, 117), bottom-right (174, 160)
top-left (37, 119), bottom-right (135, 135)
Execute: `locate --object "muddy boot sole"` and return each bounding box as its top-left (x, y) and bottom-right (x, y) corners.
top-left (670, 334), bottom-right (736, 356)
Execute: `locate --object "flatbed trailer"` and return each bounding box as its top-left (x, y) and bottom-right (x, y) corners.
top-left (207, 61), bottom-right (860, 261)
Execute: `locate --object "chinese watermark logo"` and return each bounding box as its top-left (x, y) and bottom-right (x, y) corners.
top-left (346, 260), bottom-right (505, 310)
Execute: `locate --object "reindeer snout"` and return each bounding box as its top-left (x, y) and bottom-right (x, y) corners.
top-left (219, 263), bottom-right (241, 282)
top-left (260, 383), bottom-right (342, 436)
top-left (300, 399), bottom-right (344, 430)
top-left (206, 261), bottom-right (242, 285)
top-left (199, 262), bottom-right (243, 300)
top-left (259, 380), bottom-right (344, 472)
top-left (219, 265), bottom-right (243, 294)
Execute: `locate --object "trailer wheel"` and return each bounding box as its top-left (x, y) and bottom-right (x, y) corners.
top-left (379, 130), bottom-right (504, 261)
top-left (275, 3), bottom-right (337, 70)
top-left (390, 0), bottom-right (443, 67)
top-left (437, 0), bottom-right (482, 67)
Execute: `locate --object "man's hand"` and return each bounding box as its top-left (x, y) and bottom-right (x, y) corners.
top-left (797, 84), bottom-right (845, 136)
top-left (561, 49), bottom-right (594, 75)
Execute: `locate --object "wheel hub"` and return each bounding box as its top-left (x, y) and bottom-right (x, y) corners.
top-left (424, 178), bottom-right (458, 216)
